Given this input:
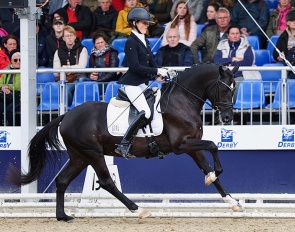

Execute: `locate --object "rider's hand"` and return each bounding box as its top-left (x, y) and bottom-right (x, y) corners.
top-left (157, 68), bottom-right (168, 77)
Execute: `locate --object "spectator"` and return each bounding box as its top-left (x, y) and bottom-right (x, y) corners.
top-left (214, 25), bottom-right (257, 125)
top-left (116, 0), bottom-right (145, 36)
top-left (89, 33), bottom-right (119, 82)
top-left (46, 14), bottom-right (67, 67)
top-left (199, 0), bottom-right (234, 24)
top-left (2, 35), bottom-right (18, 61)
top-left (83, 0), bottom-right (99, 11)
top-left (0, 49), bottom-right (21, 126)
top-left (162, 0), bottom-right (197, 46)
top-left (231, 0), bottom-right (269, 48)
top-left (53, 26), bottom-right (88, 106)
top-left (59, 0), bottom-right (94, 39)
top-left (274, 11), bottom-right (295, 78)
top-left (214, 25), bottom-right (255, 85)
top-left (36, 22), bottom-right (48, 67)
top-left (112, 0), bottom-right (125, 12)
top-left (201, 2), bottom-right (220, 33)
top-left (141, 0), bottom-right (173, 25)
top-left (190, 7), bottom-right (231, 63)
top-left (0, 22), bottom-right (9, 76)
top-left (92, 0), bottom-right (118, 42)
top-left (170, 0), bottom-right (204, 23)
top-left (266, 0), bottom-right (295, 38)
top-left (155, 28), bottom-right (194, 66)
top-left (0, 8), bottom-right (20, 40)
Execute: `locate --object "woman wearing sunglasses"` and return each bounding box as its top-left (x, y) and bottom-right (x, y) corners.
top-left (0, 49), bottom-right (21, 126)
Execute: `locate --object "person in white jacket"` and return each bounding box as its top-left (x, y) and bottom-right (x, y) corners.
top-left (162, 0), bottom-right (197, 47)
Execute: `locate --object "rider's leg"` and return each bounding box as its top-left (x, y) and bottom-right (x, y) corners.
top-left (115, 110), bottom-right (147, 158)
top-left (115, 84), bottom-right (151, 158)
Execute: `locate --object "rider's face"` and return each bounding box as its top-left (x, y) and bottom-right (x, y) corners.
top-left (136, 21), bottom-right (149, 34)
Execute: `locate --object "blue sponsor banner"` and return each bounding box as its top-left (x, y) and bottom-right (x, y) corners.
top-left (217, 128), bottom-right (238, 149)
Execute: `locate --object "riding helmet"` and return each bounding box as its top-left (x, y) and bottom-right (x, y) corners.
top-left (127, 7), bottom-right (154, 24)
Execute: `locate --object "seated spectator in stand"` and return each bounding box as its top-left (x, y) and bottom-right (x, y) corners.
top-left (59, 0), bottom-right (93, 39)
top-left (89, 33), bottom-right (119, 82)
top-left (0, 49), bottom-right (21, 126)
top-left (155, 28), bottom-right (194, 66)
top-left (231, 0), bottom-right (269, 48)
top-left (274, 11), bottom-right (295, 78)
top-left (36, 22), bottom-right (48, 67)
top-left (199, 0), bottom-right (234, 24)
top-left (266, 0), bottom-right (295, 38)
top-left (190, 7), bottom-right (231, 63)
top-left (214, 25), bottom-right (255, 90)
top-left (53, 26), bottom-right (88, 106)
top-left (0, 8), bottom-right (20, 40)
top-left (46, 11), bottom-right (68, 67)
top-left (170, 0), bottom-right (204, 23)
top-left (83, 0), bottom-right (99, 11)
top-left (112, 0), bottom-right (125, 12)
top-left (2, 35), bottom-right (18, 61)
top-left (92, 0), bottom-right (118, 42)
top-left (162, 0), bottom-right (197, 46)
top-left (115, 0), bottom-right (145, 36)
top-left (202, 2), bottom-right (220, 33)
top-left (0, 24), bottom-right (10, 76)
top-left (214, 25), bottom-right (257, 125)
top-left (141, 0), bottom-right (172, 25)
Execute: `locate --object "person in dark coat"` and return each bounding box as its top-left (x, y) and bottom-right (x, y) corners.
top-left (89, 33), bottom-right (119, 82)
top-left (60, 0), bottom-right (94, 39)
top-left (92, 0), bottom-right (118, 42)
top-left (115, 7), bottom-right (168, 158)
top-left (155, 28), bottom-right (194, 67)
top-left (45, 13), bottom-right (68, 67)
top-left (37, 22), bottom-right (48, 67)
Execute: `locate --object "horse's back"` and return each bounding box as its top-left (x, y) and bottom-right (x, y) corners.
top-left (59, 101), bottom-right (108, 137)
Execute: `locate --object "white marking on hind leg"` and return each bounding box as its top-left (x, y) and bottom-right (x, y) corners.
top-left (205, 171), bottom-right (217, 186)
top-left (134, 207), bottom-right (151, 219)
top-left (223, 195), bottom-right (244, 212)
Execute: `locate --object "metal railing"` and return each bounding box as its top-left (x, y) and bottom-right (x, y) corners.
top-left (0, 66), bottom-right (291, 126)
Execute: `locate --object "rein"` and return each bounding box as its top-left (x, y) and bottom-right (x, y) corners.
top-left (158, 73), bottom-right (235, 115)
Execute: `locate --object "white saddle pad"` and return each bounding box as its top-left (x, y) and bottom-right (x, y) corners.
top-left (106, 88), bottom-right (163, 137)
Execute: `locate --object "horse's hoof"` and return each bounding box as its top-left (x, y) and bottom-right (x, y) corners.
top-left (205, 171), bottom-right (217, 186)
top-left (136, 207), bottom-right (151, 219)
top-left (232, 203), bottom-right (244, 212)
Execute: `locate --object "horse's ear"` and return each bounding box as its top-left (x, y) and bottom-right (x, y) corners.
top-left (231, 64), bottom-right (240, 74)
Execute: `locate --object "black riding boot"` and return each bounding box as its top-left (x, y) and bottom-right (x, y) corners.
top-left (115, 111), bottom-right (147, 158)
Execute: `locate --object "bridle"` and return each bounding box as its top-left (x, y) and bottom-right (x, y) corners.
top-left (159, 72), bottom-right (235, 116)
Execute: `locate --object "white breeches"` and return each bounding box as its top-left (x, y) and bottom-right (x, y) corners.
top-left (125, 84), bottom-right (151, 119)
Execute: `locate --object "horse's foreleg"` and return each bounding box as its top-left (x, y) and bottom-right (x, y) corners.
top-left (55, 159), bottom-right (87, 222)
top-left (178, 139), bottom-right (223, 176)
top-left (86, 150), bottom-right (151, 218)
top-left (189, 151), bottom-right (244, 212)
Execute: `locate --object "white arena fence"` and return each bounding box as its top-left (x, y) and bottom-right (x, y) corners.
top-left (1, 193), bottom-right (295, 218)
top-left (0, 66), bottom-right (291, 126)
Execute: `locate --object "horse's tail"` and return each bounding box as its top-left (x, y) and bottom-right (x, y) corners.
top-left (8, 115), bottom-right (66, 185)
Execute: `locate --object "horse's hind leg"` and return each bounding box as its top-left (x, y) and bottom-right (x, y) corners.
top-left (55, 159), bottom-right (87, 222)
top-left (84, 149), bottom-right (151, 218)
top-left (189, 151), bottom-right (243, 212)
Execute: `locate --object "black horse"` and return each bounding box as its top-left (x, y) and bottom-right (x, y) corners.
top-left (9, 63), bottom-right (241, 222)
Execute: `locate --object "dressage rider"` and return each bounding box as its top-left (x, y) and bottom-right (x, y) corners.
top-left (115, 7), bottom-right (168, 158)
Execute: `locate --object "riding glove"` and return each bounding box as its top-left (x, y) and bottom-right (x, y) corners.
top-left (157, 68), bottom-right (168, 77)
